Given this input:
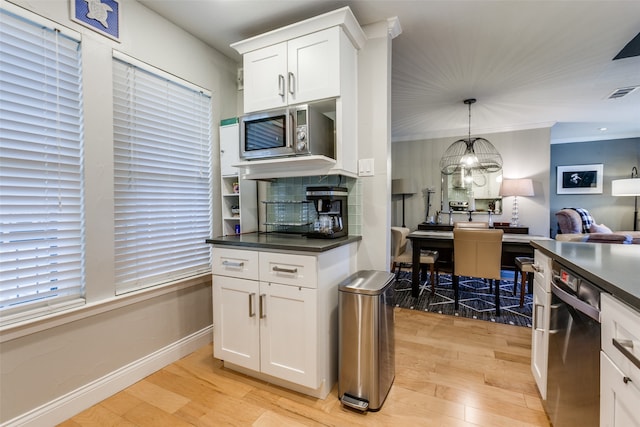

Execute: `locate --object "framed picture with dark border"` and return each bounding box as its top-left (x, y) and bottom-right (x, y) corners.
top-left (557, 164), bottom-right (603, 194)
top-left (70, 0), bottom-right (120, 42)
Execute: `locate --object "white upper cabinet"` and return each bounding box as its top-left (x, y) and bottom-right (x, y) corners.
top-left (230, 6), bottom-right (366, 179)
top-left (220, 120), bottom-right (240, 177)
top-left (243, 28), bottom-right (342, 113)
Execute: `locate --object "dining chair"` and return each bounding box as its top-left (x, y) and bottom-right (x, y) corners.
top-left (453, 221), bottom-right (490, 229)
top-left (391, 227), bottom-right (439, 294)
top-left (452, 228), bottom-right (504, 316)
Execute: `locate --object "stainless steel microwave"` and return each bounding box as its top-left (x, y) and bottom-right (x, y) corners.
top-left (239, 101), bottom-right (335, 161)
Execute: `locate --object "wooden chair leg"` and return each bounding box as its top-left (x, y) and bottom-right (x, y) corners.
top-left (453, 275), bottom-right (459, 310)
top-left (494, 279), bottom-right (501, 316)
top-left (430, 264), bottom-right (435, 292)
top-left (513, 268), bottom-right (520, 295)
top-left (519, 272), bottom-right (527, 307)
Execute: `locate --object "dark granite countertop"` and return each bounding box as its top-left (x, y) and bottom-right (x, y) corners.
top-left (531, 239), bottom-right (640, 312)
top-left (206, 232), bottom-right (362, 253)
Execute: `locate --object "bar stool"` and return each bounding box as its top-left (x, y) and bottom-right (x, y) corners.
top-left (514, 256), bottom-right (534, 307)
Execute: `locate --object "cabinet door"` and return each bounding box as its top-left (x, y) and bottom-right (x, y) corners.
top-left (287, 27), bottom-right (340, 105)
top-left (601, 352), bottom-right (640, 427)
top-left (213, 276), bottom-right (260, 371)
top-left (259, 281), bottom-right (318, 388)
top-left (243, 42), bottom-right (288, 113)
top-left (531, 279), bottom-right (550, 399)
top-left (220, 123), bottom-right (239, 176)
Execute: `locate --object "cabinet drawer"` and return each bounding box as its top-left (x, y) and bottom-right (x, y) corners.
top-left (259, 252), bottom-right (317, 288)
top-left (602, 293), bottom-right (640, 382)
top-left (212, 248), bottom-right (259, 280)
top-left (533, 249), bottom-right (551, 293)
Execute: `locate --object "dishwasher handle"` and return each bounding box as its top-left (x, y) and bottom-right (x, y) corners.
top-left (551, 282), bottom-right (600, 323)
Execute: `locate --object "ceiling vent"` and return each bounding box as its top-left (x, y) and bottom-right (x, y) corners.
top-left (607, 86), bottom-right (639, 99)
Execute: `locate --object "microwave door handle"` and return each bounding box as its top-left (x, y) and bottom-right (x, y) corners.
top-left (287, 111), bottom-right (295, 149)
top-left (278, 74), bottom-right (285, 98)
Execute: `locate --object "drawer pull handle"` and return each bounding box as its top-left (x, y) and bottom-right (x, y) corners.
top-left (259, 294), bottom-right (266, 319)
top-left (248, 293), bottom-right (256, 317)
top-left (533, 304), bottom-right (544, 331)
top-left (623, 376), bottom-right (632, 384)
top-left (613, 338), bottom-right (640, 370)
top-left (272, 266), bottom-right (298, 274)
top-left (222, 260), bottom-right (244, 268)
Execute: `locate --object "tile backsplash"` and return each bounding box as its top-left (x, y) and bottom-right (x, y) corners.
top-left (264, 175), bottom-right (361, 235)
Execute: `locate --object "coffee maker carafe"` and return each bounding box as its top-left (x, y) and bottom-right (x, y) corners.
top-left (306, 186), bottom-right (348, 239)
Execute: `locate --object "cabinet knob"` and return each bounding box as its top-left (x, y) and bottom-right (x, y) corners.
top-left (623, 376), bottom-right (632, 384)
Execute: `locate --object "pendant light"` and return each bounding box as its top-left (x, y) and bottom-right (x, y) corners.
top-left (439, 99), bottom-right (503, 176)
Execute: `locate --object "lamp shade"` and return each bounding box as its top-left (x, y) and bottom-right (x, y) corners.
top-left (392, 179), bottom-right (415, 195)
top-left (499, 178), bottom-right (535, 197)
top-left (612, 178), bottom-right (640, 196)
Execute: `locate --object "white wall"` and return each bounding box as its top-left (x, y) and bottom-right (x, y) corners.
top-left (356, 21), bottom-right (394, 271)
top-left (0, 0), bottom-right (237, 424)
top-left (391, 127), bottom-right (552, 236)
top-left (551, 138), bottom-right (640, 234)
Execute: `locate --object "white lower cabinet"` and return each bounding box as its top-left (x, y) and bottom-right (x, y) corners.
top-left (531, 249), bottom-right (551, 400)
top-left (531, 276), bottom-right (550, 399)
top-left (213, 277), bottom-right (318, 387)
top-left (601, 352), bottom-right (640, 427)
top-left (213, 276), bottom-right (260, 370)
top-left (259, 281), bottom-right (317, 387)
top-left (600, 293), bottom-right (640, 427)
top-left (212, 244), bottom-right (355, 398)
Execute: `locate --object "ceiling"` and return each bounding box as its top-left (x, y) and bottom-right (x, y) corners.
top-left (139, 0), bottom-right (640, 144)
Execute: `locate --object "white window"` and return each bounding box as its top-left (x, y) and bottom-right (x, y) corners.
top-left (112, 52), bottom-right (212, 295)
top-left (0, 6), bottom-right (85, 324)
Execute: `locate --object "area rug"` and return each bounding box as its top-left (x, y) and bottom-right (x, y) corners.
top-left (394, 271), bottom-right (533, 327)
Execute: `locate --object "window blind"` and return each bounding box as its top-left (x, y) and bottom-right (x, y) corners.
top-left (113, 53), bottom-right (212, 294)
top-left (0, 7), bottom-right (85, 323)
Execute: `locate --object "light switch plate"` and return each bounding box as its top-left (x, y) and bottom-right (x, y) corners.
top-left (358, 158), bottom-right (374, 176)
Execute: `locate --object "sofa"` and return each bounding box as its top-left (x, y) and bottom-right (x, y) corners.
top-left (555, 208), bottom-right (640, 244)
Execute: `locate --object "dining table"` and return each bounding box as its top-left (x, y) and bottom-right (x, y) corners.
top-left (407, 230), bottom-right (550, 298)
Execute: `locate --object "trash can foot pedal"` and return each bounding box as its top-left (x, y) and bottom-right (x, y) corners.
top-left (341, 393), bottom-right (369, 411)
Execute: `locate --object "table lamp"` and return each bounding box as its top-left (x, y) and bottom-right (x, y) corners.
top-left (392, 179), bottom-right (415, 227)
top-left (499, 178), bottom-right (534, 227)
top-left (612, 167), bottom-right (640, 231)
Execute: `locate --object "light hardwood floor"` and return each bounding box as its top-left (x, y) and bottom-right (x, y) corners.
top-left (59, 308), bottom-right (550, 426)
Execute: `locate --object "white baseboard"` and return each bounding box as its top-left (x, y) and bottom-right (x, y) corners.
top-left (2, 326), bottom-right (212, 427)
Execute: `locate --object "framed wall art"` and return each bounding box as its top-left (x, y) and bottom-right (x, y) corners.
top-left (70, 0), bottom-right (120, 42)
top-left (557, 164), bottom-right (603, 194)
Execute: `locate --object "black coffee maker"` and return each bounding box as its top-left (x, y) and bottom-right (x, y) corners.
top-left (306, 186), bottom-right (348, 239)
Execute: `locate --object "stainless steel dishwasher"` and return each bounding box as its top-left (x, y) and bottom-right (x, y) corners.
top-left (545, 260), bottom-right (602, 427)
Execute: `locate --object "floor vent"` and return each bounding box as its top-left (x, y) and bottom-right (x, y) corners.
top-left (607, 86), bottom-right (639, 99)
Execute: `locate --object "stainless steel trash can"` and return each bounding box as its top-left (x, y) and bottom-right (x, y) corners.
top-left (338, 270), bottom-right (395, 411)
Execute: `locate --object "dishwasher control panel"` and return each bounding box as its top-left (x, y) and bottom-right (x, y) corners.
top-left (552, 261), bottom-right (601, 310)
